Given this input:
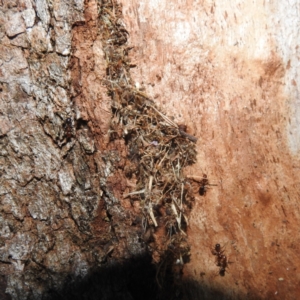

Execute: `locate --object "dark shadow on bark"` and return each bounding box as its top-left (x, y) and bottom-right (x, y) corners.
top-left (0, 275), bottom-right (11, 300)
top-left (42, 253), bottom-right (261, 300)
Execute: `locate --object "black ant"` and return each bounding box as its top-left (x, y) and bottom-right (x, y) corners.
top-left (211, 243), bottom-right (230, 276)
top-left (219, 267), bottom-right (227, 277)
top-left (64, 118), bottom-right (74, 140)
top-left (217, 255), bottom-right (228, 276)
top-left (217, 254), bottom-right (227, 267)
top-left (211, 243), bottom-right (224, 256)
top-left (186, 173), bottom-right (217, 196)
top-left (199, 174), bottom-right (210, 196)
top-left (211, 243), bottom-right (225, 265)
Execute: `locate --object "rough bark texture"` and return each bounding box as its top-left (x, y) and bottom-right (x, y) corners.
top-left (0, 1), bottom-right (148, 299)
top-left (1, 0), bottom-right (300, 300)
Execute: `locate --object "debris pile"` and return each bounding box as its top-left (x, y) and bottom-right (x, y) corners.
top-left (97, 0), bottom-right (197, 280)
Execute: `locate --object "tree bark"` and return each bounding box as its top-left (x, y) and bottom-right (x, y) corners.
top-left (0, 1), bottom-right (147, 299)
top-left (120, 1), bottom-right (300, 299)
top-left (1, 0), bottom-right (197, 299)
top-left (1, 0), bottom-right (300, 300)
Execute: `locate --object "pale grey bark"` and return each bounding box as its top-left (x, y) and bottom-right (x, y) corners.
top-left (0, 1), bottom-right (144, 299)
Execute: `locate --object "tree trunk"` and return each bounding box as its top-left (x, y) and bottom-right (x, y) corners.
top-left (1, 1), bottom-right (300, 300)
top-left (120, 1), bottom-right (300, 299)
top-left (0, 0), bottom-right (149, 299)
top-left (1, 0), bottom-right (196, 299)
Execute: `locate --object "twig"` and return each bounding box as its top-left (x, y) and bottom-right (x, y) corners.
top-left (179, 130), bottom-right (198, 143)
top-left (148, 202), bottom-right (158, 227)
top-left (149, 105), bottom-right (178, 128)
top-left (123, 189), bottom-right (145, 198)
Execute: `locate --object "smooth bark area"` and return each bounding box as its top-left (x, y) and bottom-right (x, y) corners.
top-left (121, 0), bottom-right (300, 299)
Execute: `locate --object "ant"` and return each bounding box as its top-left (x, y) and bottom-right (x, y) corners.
top-left (199, 174), bottom-right (210, 196)
top-left (217, 255), bottom-right (228, 276)
top-left (211, 243), bottom-right (224, 256)
top-left (63, 117), bottom-right (74, 140)
top-left (186, 173), bottom-right (217, 196)
top-left (211, 243), bottom-right (230, 276)
top-left (219, 267), bottom-right (227, 277)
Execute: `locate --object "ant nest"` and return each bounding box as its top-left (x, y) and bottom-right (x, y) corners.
top-left (98, 0), bottom-right (198, 282)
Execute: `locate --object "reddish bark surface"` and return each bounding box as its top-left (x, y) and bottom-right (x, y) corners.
top-left (119, 1), bottom-right (300, 299)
